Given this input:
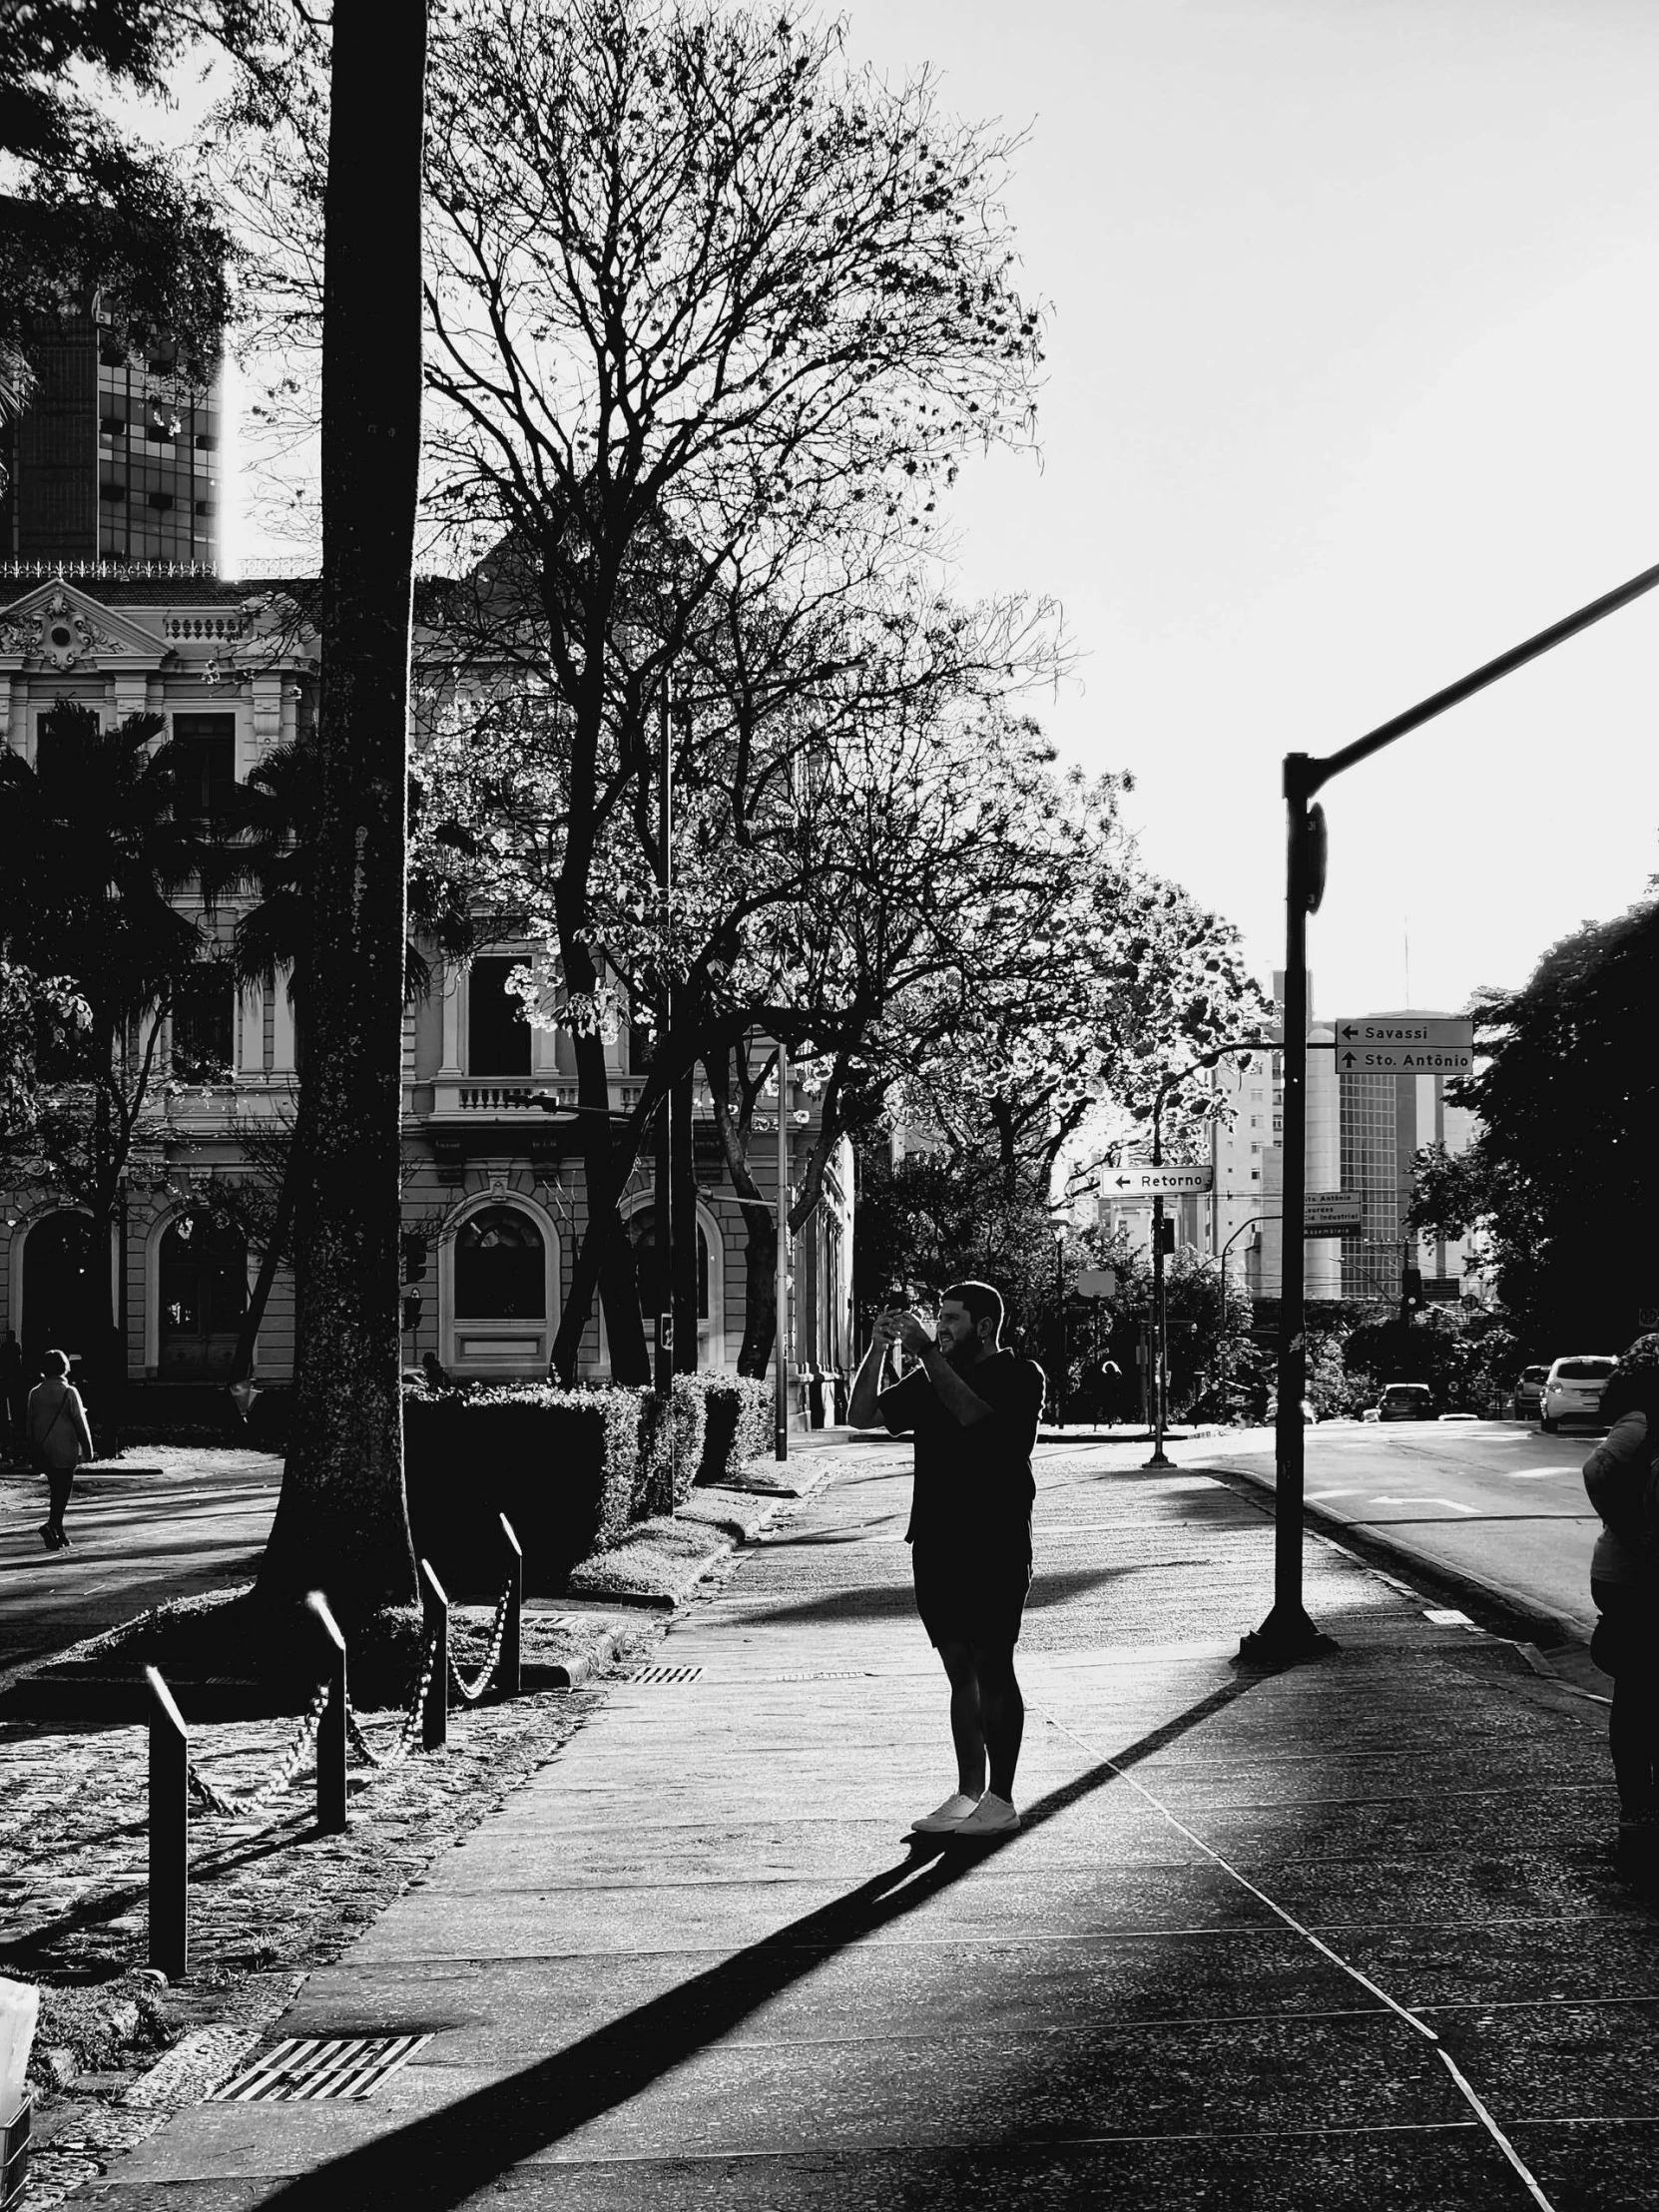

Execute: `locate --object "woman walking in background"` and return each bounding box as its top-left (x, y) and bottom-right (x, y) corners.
top-left (1583, 1336), bottom-right (1659, 1861)
top-left (27, 1349), bottom-right (95, 1551)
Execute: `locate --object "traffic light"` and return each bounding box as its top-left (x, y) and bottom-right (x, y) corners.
top-left (1156, 1218), bottom-right (1176, 1254)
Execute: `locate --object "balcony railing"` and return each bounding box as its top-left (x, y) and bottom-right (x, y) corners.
top-left (428, 1077), bottom-right (649, 1118)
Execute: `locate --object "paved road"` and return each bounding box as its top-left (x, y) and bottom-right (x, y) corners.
top-left (1187, 1417), bottom-right (1604, 1637)
top-left (0, 1448), bottom-right (283, 1680)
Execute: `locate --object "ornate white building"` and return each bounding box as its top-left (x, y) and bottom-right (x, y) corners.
top-left (0, 566), bottom-right (854, 1419)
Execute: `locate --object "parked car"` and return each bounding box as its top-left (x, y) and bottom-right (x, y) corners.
top-left (1513, 1364), bottom-right (1549, 1418)
top-left (1539, 1355), bottom-right (1619, 1433)
top-left (1377, 1382), bottom-right (1435, 1421)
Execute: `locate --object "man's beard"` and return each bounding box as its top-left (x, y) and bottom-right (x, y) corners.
top-left (944, 1336), bottom-right (978, 1373)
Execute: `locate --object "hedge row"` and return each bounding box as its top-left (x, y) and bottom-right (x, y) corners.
top-left (401, 1370), bottom-right (775, 1597)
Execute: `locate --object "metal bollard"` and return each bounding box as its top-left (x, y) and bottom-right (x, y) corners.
top-left (306, 1592), bottom-right (348, 1833)
top-left (146, 1666), bottom-right (188, 1979)
top-left (420, 1558), bottom-right (448, 1750)
top-left (497, 1514), bottom-right (522, 1701)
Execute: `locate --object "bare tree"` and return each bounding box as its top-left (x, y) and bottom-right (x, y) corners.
top-left (415, 0), bottom-right (1044, 1379)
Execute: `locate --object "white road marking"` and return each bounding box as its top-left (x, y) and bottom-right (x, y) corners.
top-left (1306, 1488), bottom-right (1360, 1500)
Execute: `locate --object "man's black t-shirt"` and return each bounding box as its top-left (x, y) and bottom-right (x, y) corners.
top-left (878, 1349), bottom-right (1046, 1562)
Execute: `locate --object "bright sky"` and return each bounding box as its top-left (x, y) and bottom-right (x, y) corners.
top-left (195, 0), bottom-right (1659, 1016)
top-left (840, 0), bottom-right (1659, 1016)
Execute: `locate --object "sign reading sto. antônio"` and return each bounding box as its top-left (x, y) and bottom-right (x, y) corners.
top-left (1330, 1015), bottom-right (1473, 1075)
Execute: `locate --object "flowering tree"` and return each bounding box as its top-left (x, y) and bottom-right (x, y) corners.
top-left (410, 0), bottom-right (1047, 1377)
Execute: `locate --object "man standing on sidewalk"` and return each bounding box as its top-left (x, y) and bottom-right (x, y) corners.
top-left (848, 1282), bottom-right (1045, 1838)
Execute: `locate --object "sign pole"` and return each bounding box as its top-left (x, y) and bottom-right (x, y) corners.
top-left (1237, 556), bottom-right (1659, 1664)
top-left (774, 1042), bottom-right (790, 1461)
top-left (1240, 760), bottom-right (1335, 1665)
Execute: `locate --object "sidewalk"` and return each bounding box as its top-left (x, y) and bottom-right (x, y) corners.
top-left (86, 1437), bottom-right (1658, 2210)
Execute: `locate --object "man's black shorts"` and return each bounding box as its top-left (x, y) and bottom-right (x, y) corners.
top-left (910, 1541), bottom-right (1033, 1650)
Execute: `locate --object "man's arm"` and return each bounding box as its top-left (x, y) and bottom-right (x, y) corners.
top-left (847, 1318), bottom-right (897, 1429)
top-left (895, 1316), bottom-right (993, 1428)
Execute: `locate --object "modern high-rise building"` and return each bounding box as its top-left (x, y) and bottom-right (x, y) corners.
top-left (0, 312), bottom-right (222, 568)
top-left (1223, 985), bottom-right (1481, 1307)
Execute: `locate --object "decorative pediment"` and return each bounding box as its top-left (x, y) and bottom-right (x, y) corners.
top-left (0, 579), bottom-right (163, 668)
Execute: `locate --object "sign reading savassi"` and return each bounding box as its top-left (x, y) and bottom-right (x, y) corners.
top-left (1105, 1165), bottom-right (1215, 1196)
top-left (1333, 1017), bottom-right (1473, 1048)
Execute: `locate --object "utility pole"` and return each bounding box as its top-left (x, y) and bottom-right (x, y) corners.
top-left (1240, 554), bottom-right (1659, 1665)
top-left (774, 1043), bottom-right (790, 1460)
top-left (653, 686), bottom-right (675, 1399)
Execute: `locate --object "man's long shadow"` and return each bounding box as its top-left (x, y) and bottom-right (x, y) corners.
top-left (256, 1674), bottom-right (1261, 2209)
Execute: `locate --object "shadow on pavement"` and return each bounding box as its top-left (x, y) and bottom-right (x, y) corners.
top-left (253, 1675), bottom-right (1262, 2211)
top-left (721, 1563), bottom-right (1173, 1629)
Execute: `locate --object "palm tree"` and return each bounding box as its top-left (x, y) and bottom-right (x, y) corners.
top-left (0, 705), bottom-right (224, 1407)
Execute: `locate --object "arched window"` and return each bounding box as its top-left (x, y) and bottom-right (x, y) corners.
top-left (22, 1212), bottom-right (97, 1362)
top-left (454, 1206), bottom-right (546, 1320)
top-left (158, 1214), bottom-right (248, 1377)
top-left (629, 1208), bottom-right (710, 1325)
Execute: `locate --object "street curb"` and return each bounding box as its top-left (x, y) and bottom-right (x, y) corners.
top-left (523, 1614), bottom-right (633, 1688)
top-left (1209, 1454), bottom-right (1594, 1651)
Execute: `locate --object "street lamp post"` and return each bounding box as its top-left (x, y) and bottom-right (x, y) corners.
top-left (1241, 554), bottom-right (1659, 1666)
top-left (1141, 1040), bottom-right (1273, 1470)
top-left (1053, 1230), bottom-right (1066, 1429)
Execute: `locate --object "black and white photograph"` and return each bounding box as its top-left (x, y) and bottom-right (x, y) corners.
top-left (3, 1), bottom-right (1659, 2203)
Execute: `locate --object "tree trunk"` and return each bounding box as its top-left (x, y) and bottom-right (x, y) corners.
top-left (258, 0), bottom-right (428, 1619)
top-left (672, 1064), bottom-right (698, 1374)
top-left (231, 1152), bottom-right (296, 1386)
top-left (707, 1042), bottom-right (777, 1378)
top-left (547, 1022), bottom-right (652, 1385)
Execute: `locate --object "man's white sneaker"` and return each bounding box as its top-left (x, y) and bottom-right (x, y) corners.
top-left (953, 1792), bottom-right (1019, 1837)
top-left (910, 1791), bottom-right (982, 1834)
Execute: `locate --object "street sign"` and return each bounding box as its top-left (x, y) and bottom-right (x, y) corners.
top-left (1330, 1017), bottom-right (1473, 1075)
top-left (1104, 1166), bottom-right (1215, 1196)
top-left (1335, 1044), bottom-right (1472, 1074)
top-left (1304, 1191), bottom-right (1363, 1236)
top-left (1333, 1017), bottom-right (1474, 1048)
top-left (1075, 1270), bottom-right (1119, 1299)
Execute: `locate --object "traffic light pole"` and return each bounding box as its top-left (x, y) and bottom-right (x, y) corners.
top-left (1240, 555), bottom-right (1659, 1666)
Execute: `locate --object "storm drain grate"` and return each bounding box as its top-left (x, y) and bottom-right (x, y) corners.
top-left (628, 1664), bottom-right (705, 1684)
top-left (773, 1670), bottom-right (873, 1682)
top-left (212, 2034), bottom-right (432, 2102)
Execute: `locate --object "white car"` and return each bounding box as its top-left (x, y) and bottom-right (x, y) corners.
top-left (1539, 1355), bottom-right (1618, 1433)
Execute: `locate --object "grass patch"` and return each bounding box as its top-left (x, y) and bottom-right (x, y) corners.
top-left (79, 1585), bottom-right (624, 1710)
top-left (566, 1515), bottom-right (733, 1601)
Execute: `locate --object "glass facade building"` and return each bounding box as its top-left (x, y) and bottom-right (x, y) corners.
top-left (0, 316), bottom-right (221, 566)
top-left (96, 335), bottom-right (220, 563)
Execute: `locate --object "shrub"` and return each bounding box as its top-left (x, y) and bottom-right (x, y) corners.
top-left (402, 1381), bottom-right (644, 1596)
top-left (636, 1374), bottom-right (710, 1517)
top-left (696, 1374), bottom-right (774, 1484)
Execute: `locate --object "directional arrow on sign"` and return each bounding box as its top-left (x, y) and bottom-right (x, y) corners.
top-left (1338, 1045), bottom-right (1472, 1074)
top-left (1333, 1016), bottom-right (1473, 1048)
top-left (1107, 1166), bottom-right (1215, 1195)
